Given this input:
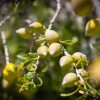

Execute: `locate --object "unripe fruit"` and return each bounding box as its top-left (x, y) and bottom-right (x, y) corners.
top-left (37, 45), bottom-right (48, 58)
top-left (71, 0), bottom-right (93, 16)
top-left (16, 27), bottom-right (32, 39)
top-left (59, 55), bottom-right (73, 70)
top-left (3, 63), bottom-right (17, 86)
top-left (72, 52), bottom-right (87, 61)
top-left (85, 18), bottom-right (100, 36)
top-left (78, 69), bottom-right (88, 78)
top-left (45, 30), bottom-right (59, 43)
top-left (48, 43), bottom-right (61, 57)
top-left (62, 72), bottom-right (77, 87)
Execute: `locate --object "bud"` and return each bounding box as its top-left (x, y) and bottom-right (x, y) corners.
top-left (45, 30), bottom-right (59, 43)
top-left (59, 55), bottom-right (73, 70)
top-left (48, 43), bottom-right (61, 57)
top-left (62, 72), bottom-right (78, 87)
top-left (37, 45), bottom-right (48, 58)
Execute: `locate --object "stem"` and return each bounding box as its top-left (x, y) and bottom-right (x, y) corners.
top-left (73, 63), bottom-right (87, 90)
top-left (61, 45), bottom-right (70, 56)
top-left (47, 0), bottom-right (61, 30)
top-left (1, 31), bottom-right (9, 64)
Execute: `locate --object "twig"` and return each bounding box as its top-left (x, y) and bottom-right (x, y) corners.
top-left (73, 63), bottom-right (87, 90)
top-left (0, 31), bottom-right (9, 64)
top-left (47, 0), bottom-right (61, 30)
top-left (0, 15), bottom-right (11, 27)
top-left (61, 45), bottom-right (70, 56)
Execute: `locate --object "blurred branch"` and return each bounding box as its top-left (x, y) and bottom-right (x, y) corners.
top-left (92, 0), bottom-right (100, 18)
top-left (0, 15), bottom-right (11, 27)
top-left (47, 0), bottom-right (61, 30)
top-left (0, 31), bottom-right (9, 64)
top-left (0, 15), bottom-right (11, 64)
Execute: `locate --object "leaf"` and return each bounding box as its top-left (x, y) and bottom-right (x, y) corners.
top-left (60, 39), bottom-right (77, 45)
top-left (60, 86), bottom-right (80, 97)
top-left (36, 75), bottom-right (43, 87)
top-left (42, 67), bottom-right (48, 73)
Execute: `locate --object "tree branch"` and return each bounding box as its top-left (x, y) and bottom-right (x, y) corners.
top-left (47, 0), bottom-right (61, 30)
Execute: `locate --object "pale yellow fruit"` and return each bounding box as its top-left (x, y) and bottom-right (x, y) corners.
top-left (85, 18), bottom-right (100, 36)
top-left (59, 55), bottom-right (73, 70)
top-left (29, 22), bottom-right (45, 34)
top-left (78, 69), bottom-right (88, 78)
top-left (45, 30), bottom-right (59, 43)
top-left (72, 52), bottom-right (87, 61)
top-left (48, 43), bottom-right (61, 57)
top-left (71, 0), bottom-right (93, 16)
top-left (62, 72), bottom-right (77, 87)
top-left (37, 45), bottom-right (48, 58)
top-left (16, 27), bottom-right (32, 39)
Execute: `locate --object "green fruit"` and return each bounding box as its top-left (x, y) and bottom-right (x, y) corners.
top-left (29, 22), bottom-right (45, 34)
top-left (16, 27), bottom-right (32, 39)
top-left (71, 0), bottom-right (93, 16)
top-left (37, 45), bottom-right (48, 58)
top-left (85, 18), bottom-right (100, 36)
top-left (45, 30), bottom-right (59, 43)
top-left (59, 55), bottom-right (73, 70)
top-left (72, 52), bottom-right (87, 61)
top-left (62, 72), bottom-right (78, 87)
top-left (48, 43), bottom-right (61, 57)
top-left (78, 69), bottom-right (88, 78)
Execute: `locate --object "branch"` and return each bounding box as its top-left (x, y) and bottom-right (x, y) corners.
top-left (0, 15), bottom-right (11, 27)
top-left (47, 0), bottom-right (61, 30)
top-left (0, 31), bottom-right (9, 64)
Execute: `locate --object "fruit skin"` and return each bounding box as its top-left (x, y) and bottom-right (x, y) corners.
top-left (3, 63), bottom-right (17, 88)
top-left (72, 52), bottom-right (87, 61)
top-left (85, 18), bottom-right (100, 36)
top-left (29, 22), bottom-right (45, 34)
top-left (62, 72), bottom-right (78, 87)
top-left (71, 0), bottom-right (93, 16)
top-left (48, 43), bottom-right (62, 57)
top-left (37, 45), bottom-right (48, 58)
top-left (16, 27), bottom-right (33, 39)
top-left (78, 69), bottom-right (88, 78)
top-left (59, 55), bottom-right (73, 70)
top-left (45, 30), bottom-right (59, 43)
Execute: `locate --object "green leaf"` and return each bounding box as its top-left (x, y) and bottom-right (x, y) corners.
top-left (60, 39), bottom-right (77, 45)
top-left (42, 66), bottom-right (48, 73)
top-left (36, 75), bottom-right (43, 87)
top-left (60, 86), bottom-right (80, 97)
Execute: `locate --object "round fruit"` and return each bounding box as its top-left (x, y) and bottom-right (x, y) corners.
top-left (37, 45), bottom-right (48, 58)
top-left (29, 22), bottom-right (45, 34)
top-left (71, 0), bottom-right (93, 16)
top-left (48, 43), bottom-right (61, 57)
top-left (85, 18), bottom-right (100, 36)
top-left (62, 72), bottom-right (78, 87)
top-left (45, 30), bottom-right (59, 43)
top-left (59, 55), bottom-right (73, 70)
top-left (78, 69), bottom-right (88, 78)
top-left (72, 52), bottom-right (87, 61)
top-left (16, 27), bottom-right (33, 39)
top-left (3, 63), bottom-right (17, 86)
